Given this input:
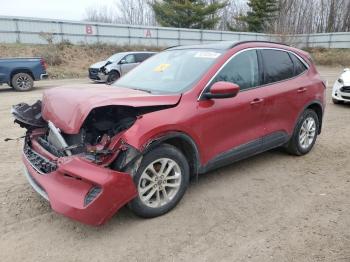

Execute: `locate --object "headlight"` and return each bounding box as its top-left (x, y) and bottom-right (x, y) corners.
top-left (338, 78), bottom-right (344, 85)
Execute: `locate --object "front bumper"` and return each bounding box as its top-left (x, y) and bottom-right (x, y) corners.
top-left (332, 88), bottom-right (350, 102)
top-left (22, 142), bottom-right (137, 226)
top-left (88, 69), bottom-right (107, 82)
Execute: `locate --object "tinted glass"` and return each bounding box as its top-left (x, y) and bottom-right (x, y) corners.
top-left (212, 50), bottom-right (259, 90)
top-left (115, 49), bottom-right (223, 94)
top-left (261, 50), bottom-right (294, 84)
top-left (135, 53), bottom-right (151, 63)
top-left (290, 53), bottom-right (307, 76)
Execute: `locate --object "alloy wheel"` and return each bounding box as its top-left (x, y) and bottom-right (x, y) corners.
top-left (298, 117), bottom-right (316, 150)
top-left (138, 158), bottom-right (182, 208)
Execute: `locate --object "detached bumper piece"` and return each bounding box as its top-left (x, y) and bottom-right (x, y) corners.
top-left (11, 100), bottom-right (46, 129)
top-left (23, 141), bottom-right (137, 226)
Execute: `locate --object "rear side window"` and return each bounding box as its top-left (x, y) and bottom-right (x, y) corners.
top-left (261, 49), bottom-right (294, 84)
top-left (212, 50), bottom-right (259, 90)
top-left (289, 53), bottom-right (307, 76)
top-left (135, 53), bottom-right (153, 63)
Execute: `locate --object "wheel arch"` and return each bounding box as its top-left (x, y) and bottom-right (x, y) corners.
top-left (109, 69), bottom-right (121, 76)
top-left (305, 101), bottom-right (323, 134)
top-left (10, 68), bottom-right (34, 82)
top-left (144, 132), bottom-right (201, 177)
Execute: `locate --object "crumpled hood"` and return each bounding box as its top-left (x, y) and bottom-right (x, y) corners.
top-left (89, 60), bottom-right (108, 69)
top-left (42, 86), bottom-right (181, 134)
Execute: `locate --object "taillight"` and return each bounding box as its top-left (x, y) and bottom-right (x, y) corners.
top-left (40, 59), bottom-right (47, 70)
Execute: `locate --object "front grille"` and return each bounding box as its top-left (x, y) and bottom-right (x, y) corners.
top-left (24, 144), bottom-right (57, 174)
top-left (89, 68), bottom-right (99, 74)
top-left (88, 68), bottom-right (100, 80)
top-left (341, 95), bottom-right (350, 100)
top-left (340, 86), bottom-right (350, 93)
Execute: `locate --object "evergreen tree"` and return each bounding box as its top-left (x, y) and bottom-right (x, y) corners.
top-left (150, 0), bottom-right (227, 29)
top-left (239, 0), bottom-right (279, 32)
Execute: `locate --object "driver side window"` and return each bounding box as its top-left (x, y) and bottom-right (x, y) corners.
top-left (212, 50), bottom-right (259, 90)
top-left (123, 54), bottom-right (136, 64)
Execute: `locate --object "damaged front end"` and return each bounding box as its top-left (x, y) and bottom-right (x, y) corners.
top-left (11, 100), bottom-right (149, 225)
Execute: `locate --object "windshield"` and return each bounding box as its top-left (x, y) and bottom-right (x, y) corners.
top-left (114, 49), bottom-right (223, 94)
top-left (107, 53), bottom-right (125, 63)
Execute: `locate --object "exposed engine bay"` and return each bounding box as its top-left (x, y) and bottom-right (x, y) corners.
top-left (11, 100), bottom-right (171, 171)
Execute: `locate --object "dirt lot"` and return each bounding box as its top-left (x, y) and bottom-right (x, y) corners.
top-left (0, 67), bottom-right (349, 262)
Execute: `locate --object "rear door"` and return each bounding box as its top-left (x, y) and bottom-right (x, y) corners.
top-left (259, 49), bottom-right (309, 141)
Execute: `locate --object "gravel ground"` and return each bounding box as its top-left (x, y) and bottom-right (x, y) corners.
top-left (0, 67), bottom-right (349, 262)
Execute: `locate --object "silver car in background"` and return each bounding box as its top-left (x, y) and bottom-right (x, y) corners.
top-left (88, 51), bottom-right (156, 84)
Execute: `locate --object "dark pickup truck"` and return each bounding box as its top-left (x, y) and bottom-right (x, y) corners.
top-left (0, 58), bottom-right (48, 91)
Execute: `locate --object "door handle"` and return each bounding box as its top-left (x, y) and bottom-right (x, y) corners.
top-left (250, 98), bottom-right (264, 105)
top-left (297, 87), bottom-right (307, 93)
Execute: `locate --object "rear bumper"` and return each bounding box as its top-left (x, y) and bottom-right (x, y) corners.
top-left (22, 147), bottom-right (137, 226)
top-left (40, 73), bottom-right (48, 80)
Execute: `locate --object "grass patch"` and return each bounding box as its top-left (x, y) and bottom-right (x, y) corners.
top-left (305, 48), bottom-right (350, 67)
top-left (0, 42), bottom-right (163, 79)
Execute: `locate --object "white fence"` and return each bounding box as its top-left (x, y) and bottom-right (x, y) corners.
top-left (0, 16), bottom-right (349, 48)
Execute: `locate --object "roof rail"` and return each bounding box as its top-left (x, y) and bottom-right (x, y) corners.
top-left (231, 40), bottom-right (290, 48)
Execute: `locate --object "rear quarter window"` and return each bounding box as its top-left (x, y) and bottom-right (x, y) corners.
top-left (289, 53), bottom-right (307, 76)
top-left (261, 49), bottom-right (294, 84)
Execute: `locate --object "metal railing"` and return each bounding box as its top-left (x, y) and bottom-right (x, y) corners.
top-left (0, 16), bottom-right (349, 48)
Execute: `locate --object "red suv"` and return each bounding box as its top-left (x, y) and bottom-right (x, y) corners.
top-left (12, 41), bottom-right (325, 225)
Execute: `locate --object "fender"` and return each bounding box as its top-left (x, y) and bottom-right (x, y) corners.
top-left (293, 99), bottom-right (324, 135)
top-left (10, 67), bottom-right (35, 80)
top-left (143, 131), bottom-right (202, 176)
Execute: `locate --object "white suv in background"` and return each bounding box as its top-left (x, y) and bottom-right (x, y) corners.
top-left (332, 68), bottom-right (350, 104)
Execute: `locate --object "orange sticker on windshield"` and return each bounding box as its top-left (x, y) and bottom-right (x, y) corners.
top-left (154, 63), bottom-right (171, 72)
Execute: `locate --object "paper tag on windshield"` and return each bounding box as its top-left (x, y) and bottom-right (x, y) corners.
top-left (154, 63), bottom-right (171, 72)
top-left (194, 51), bottom-right (221, 59)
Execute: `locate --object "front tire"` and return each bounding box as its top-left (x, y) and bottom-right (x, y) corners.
top-left (106, 71), bottom-right (120, 85)
top-left (129, 144), bottom-right (189, 218)
top-left (12, 73), bottom-right (34, 91)
top-left (286, 109), bottom-right (319, 156)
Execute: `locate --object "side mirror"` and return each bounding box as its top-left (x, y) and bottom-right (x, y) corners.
top-left (119, 59), bottom-right (127, 64)
top-left (204, 81), bottom-right (240, 99)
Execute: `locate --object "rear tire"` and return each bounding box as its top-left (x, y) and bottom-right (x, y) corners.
top-left (106, 71), bottom-right (120, 85)
top-left (11, 73), bottom-right (34, 91)
top-left (286, 109), bottom-right (319, 156)
top-left (128, 144), bottom-right (189, 218)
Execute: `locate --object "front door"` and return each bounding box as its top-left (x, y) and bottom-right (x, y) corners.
top-left (198, 49), bottom-right (268, 165)
top-left (120, 54), bottom-right (139, 75)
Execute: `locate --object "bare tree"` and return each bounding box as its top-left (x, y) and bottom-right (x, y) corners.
top-left (85, 5), bottom-right (117, 23)
top-left (84, 0), bottom-right (350, 34)
top-left (84, 0), bottom-right (156, 26)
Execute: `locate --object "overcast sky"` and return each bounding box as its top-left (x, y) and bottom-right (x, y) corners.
top-left (0, 0), bottom-right (116, 21)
